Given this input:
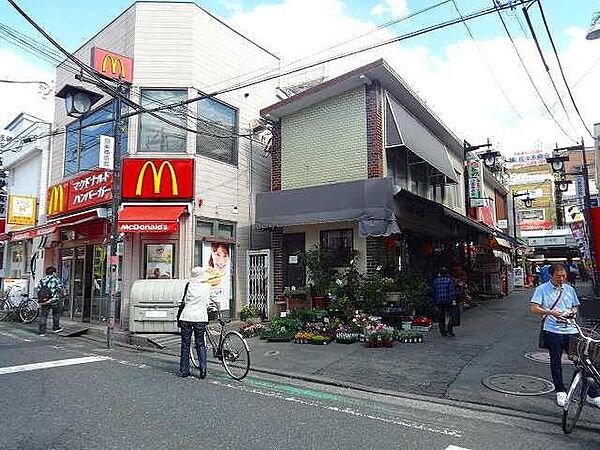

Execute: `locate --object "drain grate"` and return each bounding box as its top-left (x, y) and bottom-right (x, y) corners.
top-left (482, 373), bottom-right (554, 396)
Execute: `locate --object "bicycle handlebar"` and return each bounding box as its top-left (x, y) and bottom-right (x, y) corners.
top-left (564, 317), bottom-right (600, 344)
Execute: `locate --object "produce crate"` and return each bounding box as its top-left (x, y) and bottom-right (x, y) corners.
top-left (411, 325), bottom-right (433, 332)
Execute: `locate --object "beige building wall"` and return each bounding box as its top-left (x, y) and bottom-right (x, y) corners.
top-left (281, 88), bottom-right (367, 190)
top-left (51, 2), bottom-right (280, 325)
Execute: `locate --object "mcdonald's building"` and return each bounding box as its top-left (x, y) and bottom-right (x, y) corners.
top-left (46, 2), bottom-right (280, 327)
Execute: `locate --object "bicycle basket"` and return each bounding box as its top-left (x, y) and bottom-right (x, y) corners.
top-left (568, 328), bottom-right (600, 365)
top-left (208, 309), bottom-right (220, 321)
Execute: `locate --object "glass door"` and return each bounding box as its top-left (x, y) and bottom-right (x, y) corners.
top-left (60, 248), bottom-right (74, 319)
top-left (72, 247), bottom-right (86, 320)
top-left (90, 245), bottom-right (108, 322)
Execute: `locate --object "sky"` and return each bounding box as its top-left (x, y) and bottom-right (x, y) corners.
top-left (1, 0), bottom-right (599, 156)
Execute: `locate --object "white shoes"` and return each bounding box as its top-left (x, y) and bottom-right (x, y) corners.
top-left (587, 395), bottom-right (600, 408)
top-left (557, 392), bottom-right (567, 407)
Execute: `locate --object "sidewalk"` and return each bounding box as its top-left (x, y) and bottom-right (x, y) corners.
top-left (15, 283), bottom-right (600, 426)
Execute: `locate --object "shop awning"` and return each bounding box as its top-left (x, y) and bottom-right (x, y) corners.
top-left (11, 224), bottom-right (58, 242)
top-left (256, 178), bottom-right (400, 237)
top-left (386, 93), bottom-right (459, 184)
top-left (118, 205), bottom-right (187, 233)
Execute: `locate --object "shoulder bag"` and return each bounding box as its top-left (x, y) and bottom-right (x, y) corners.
top-left (538, 289), bottom-right (564, 349)
top-left (176, 282), bottom-right (190, 328)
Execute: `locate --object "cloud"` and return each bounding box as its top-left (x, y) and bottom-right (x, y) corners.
top-left (217, 0), bottom-right (244, 15)
top-left (225, 0), bottom-right (600, 156)
top-left (370, 0), bottom-right (409, 19)
top-left (0, 49), bottom-right (54, 129)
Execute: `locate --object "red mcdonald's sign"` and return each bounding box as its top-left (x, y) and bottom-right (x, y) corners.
top-left (121, 159), bottom-right (194, 200)
top-left (47, 169), bottom-right (114, 217)
top-left (92, 47), bottom-right (133, 83)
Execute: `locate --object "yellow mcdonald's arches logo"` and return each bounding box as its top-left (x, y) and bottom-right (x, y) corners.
top-left (47, 184), bottom-right (65, 215)
top-left (101, 54), bottom-right (126, 79)
top-left (135, 161), bottom-right (179, 196)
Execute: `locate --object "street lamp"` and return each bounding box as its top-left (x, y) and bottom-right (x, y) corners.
top-left (546, 155), bottom-right (569, 173)
top-left (555, 180), bottom-right (572, 193)
top-left (55, 84), bottom-right (102, 117)
top-left (482, 150), bottom-right (501, 170)
top-left (586, 12), bottom-right (600, 40)
top-left (55, 81), bottom-right (125, 348)
top-left (523, 197), bottom-right (533, 208)
top-left (511, 191), bottom-right (532, 239)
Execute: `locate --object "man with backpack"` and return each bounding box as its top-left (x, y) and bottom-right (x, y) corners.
top-left (37, 266), bottom-right (65, 336)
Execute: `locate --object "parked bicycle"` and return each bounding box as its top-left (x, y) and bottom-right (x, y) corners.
top-left (0, 287), bottom-right (39, 323)
top-left (562, 317), bottom-right (600, 434)
top-left (189, 309), bottom-right (250, 380)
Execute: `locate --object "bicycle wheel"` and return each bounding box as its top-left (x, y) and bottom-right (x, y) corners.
top-left (221, 331), bottom-right (250, 380)
top-left (0, 299), bottom-right (9, 321)
top-left (19, 300), bottom-right (39, 323)
top-left (562, 370), bottom-right (588, 434)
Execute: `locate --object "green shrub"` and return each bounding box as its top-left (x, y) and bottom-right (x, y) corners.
top-left (239, 305), bottom-right (262, 322)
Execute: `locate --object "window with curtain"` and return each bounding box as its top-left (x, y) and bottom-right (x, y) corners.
top-left (320, 229), bottom-right (353, 267)
top-left (197, 97), bottom-right (238, 165)
top-left (138, 89), bottom-right (187, 153)
top-left (63, 101), bottom-right (128, 178)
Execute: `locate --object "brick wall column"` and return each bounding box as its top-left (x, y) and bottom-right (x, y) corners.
top-left (366, 236), bottom-right (386, 274)
top-left (271, 121), bottom-right (282, 191)
top-left (366, 81), bottom-right (383, 178)
top-left (272, 227), bottom-right (284, 303)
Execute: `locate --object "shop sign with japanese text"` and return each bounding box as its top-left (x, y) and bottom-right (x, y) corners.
top-left (467, 156), bottom-right (484, 207)
top-left (121, 158), bottom-right (194, 200)
top-left (47, 169), bottom-right (113, 217)
top-left (7, 195), bottom-right (37, 226)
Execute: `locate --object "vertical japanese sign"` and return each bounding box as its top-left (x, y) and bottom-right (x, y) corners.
top-left (467, 156), bottom-right (484, 207)
top-left (99, 135), bottom-right (115, 170)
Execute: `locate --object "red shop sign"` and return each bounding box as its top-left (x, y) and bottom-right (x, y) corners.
top-left (47, 169), bottom-right (113, 217)
top-left (121, 159), bottom-right (194, 200)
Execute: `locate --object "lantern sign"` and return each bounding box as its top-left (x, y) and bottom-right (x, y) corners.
top-left (467, 156), bottom-right (484, 207)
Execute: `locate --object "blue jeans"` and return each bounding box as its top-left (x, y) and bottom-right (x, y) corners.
top-left (545, 331), bottom-right (599, 397)
top-left (179, 321), bottom-right (207, 375)
top-left (38, 303), bottom-right (60, 334)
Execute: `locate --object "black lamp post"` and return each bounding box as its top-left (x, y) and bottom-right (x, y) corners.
top-left (55, 82), bottom-right (125, 348)
top-left (511, 191), bottom-right (533, 239)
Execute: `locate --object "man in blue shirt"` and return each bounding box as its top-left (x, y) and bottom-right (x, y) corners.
top-left (538, 260), bottom-right (551, 284)
top-left (530, 263), bottom-right (600, 407)
top-left (432, 268), bottom-right (456, 337)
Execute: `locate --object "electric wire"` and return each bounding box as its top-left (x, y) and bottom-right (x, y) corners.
top-left (535, 0), bottom-right (594, 139)
top-left (451, 0), bottom-right (524, 120)
top-left (492, 1), bottom-right (576, 143)
top-left (521, 4), bottom-right (577, 134)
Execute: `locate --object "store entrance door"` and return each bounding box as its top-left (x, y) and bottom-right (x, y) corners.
top-left (59, 246), bottom-right (93, 322)
top-left (283, 233), bottom-right (305, 289)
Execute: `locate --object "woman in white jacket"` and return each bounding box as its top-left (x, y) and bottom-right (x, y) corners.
top-left (178, 267), bottom-right (220, 379)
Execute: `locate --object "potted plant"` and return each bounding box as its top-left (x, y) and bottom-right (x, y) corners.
top-left (301, 246), bottom-right (335, 308)
top-left (381, 277), bottom-right (400, 305)
top-left (239, 304), bottom-right (262, 323)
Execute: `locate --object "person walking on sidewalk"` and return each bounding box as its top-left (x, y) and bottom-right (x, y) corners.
top-left (432, 268), bottom-right (456, 337)
top-left (530, 263), bottom-right (600, 408)
top-left (539, 260), bottom-right (551, 284)
top-left (37, 266), bottom-right (65, 336)
top-left (178, 267), bottom-right (220, 379)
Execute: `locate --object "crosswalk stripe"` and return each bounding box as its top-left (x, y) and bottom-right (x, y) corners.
top-left (445, 446), bottom-right (471, 450)
top-left (0, 356), bottom-right (110, 375)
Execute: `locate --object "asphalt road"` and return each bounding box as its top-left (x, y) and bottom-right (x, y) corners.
top-left (1, 322), bottom-right (599, 450)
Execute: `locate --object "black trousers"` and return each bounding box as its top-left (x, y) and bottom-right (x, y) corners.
top-left (437, 303), bottom-right (453, 335)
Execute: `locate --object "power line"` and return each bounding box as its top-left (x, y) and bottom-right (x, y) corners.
top-left (492, 0), bottom-right (576, 143)
top-left (451, 0), bottom-right (524, 120)
top-left (521, 4), bottom-right (577, 134)
top-left (535, 0), bottom-right (594, 139)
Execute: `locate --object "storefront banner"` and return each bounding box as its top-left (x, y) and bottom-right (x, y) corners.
top-left (11, 224), bottom-right (57, 242)
top-left (121, 158), bottom-right (195, 200)
top-left (117, 222), bottom-right (179, 233)
top-left (145, 244), bottom-right (174, 279)
top-left (92, 47), bottom-right (133, 83)
top-left (467, 157), bottom-right (484, 207)
top-left (7, 195), bottom-right (37, 225)
top-left (47, 169), bottom-right (113, 217)
top-left (201, 242), bottom-right (231, 311)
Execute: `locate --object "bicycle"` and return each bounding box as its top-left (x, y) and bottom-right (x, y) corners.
top-left (562, 317), bottom-right (600, 434)
top-left (0, 287), bottom-right (39, 323)
top-left (189, 309), bottom-right (250, 380)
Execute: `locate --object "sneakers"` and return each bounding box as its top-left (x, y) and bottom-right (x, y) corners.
top-left (38, 333), bottom-right (45, 337)
top-left (557, 392), bottom-right (568, 407)
top-left (587, 395), bottom-right (600, 408)
top-left (52, 328), bottom-right (64, 333)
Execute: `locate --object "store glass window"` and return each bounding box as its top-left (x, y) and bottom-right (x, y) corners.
top-left (197, 97), bottom-right (238, 165)
top-left (139, 89), bottom-right (187, 153)
top-left (320, 229), bottom-right (353, 267)
top-left (193, 218), bottom-right (236, 267)
top-left (64, 101), bottom-right (128, 177)
top-left (218, 223), bottom-right (235, 239)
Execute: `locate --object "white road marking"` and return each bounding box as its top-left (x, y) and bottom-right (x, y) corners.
top-left (0, 356), bottom-right (110, 375)
top-left (211, 379), bottom-right (462, 438)
top-left (445, 446), bottom-right (471, 450)
top-left (0, 330), bottom-right (31, 342)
